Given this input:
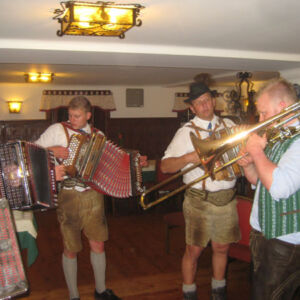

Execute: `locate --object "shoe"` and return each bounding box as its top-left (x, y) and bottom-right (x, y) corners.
top-left (210, 286), bottom-right (227, 300)
top-left (183, 290), bottom-right (197, 300)
top-left (70, 298), bottom-right (80, 300)
top-left (94, 289), bottom-right (122, 300)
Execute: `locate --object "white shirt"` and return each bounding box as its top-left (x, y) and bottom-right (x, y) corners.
top-left (35, 122), bottom-right (101, 192)
top-left (35, 122), bottom-right (93, 149)
top-left (162, 114), bottom-right (237, 192)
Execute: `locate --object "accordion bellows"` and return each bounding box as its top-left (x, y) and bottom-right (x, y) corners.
top-left (63, 132), bottom-right (143, 198)
top-left (0, 141), bottom-right (58, 210)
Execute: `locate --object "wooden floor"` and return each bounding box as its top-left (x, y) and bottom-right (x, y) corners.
top-left (20, 205), bottom-right (251, 300)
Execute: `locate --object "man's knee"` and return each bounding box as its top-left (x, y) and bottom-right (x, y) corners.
top-left (212, 242), bottom-right (230, 255)
top-left (89, 240), bottom-right (105, 253)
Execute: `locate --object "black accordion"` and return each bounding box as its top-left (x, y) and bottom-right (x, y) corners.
top-left (0, 141), bottom-right (58, 210)
top-left (63, 132), bottom-right (143, 198)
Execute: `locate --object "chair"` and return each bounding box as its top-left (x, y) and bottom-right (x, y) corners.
top-left (163, 211), bottom-right (185, 253)
top-left (156, 160), bottom-right (185, 252)
top-left (228, 196), bottom-right (253, 263)
top-left (156, 160), bottom-right (183, 212)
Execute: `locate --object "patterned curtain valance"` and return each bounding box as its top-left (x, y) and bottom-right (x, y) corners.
top-left (172, 92), bottom-right (189, 112)
top-left (40, 90), bottom-right (116, 111)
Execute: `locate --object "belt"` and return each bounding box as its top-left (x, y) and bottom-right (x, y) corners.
top-left (186, 187), bottom-right (236, 206)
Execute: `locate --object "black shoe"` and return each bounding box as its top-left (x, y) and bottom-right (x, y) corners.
top-left (183, 290), bottom-right (197, 300)
top-left (210, 286), bottom-right (227, 300)
top-left (94, 289), bottom-right (122, 300)
top-left (70, 298), bottom-right (80, 300)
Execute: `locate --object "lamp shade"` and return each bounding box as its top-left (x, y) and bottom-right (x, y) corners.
top-left (53, 1), bottom-right (144, 39)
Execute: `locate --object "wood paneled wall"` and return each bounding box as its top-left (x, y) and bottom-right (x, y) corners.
top-left (0, 120), bottom-right (51, 144)
top-left (0, 117), bottom-right (181, 160)
top-left (107, 118), bottom-right (181, 159)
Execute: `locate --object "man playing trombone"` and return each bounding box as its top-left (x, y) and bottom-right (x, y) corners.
top-left (161, 81), bottom-right (241, 300)
top-left (238, 78), bottom-right (300, 300)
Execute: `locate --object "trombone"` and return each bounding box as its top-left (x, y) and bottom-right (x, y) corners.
top-left (140, 101), bottom-right (300, 210)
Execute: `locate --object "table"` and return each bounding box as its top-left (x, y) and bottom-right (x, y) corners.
top-left (13, 210), bottom-right (38, 267)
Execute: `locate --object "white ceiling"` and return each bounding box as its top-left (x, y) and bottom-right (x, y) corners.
top-left (1, 0), bottom-right (300, 86)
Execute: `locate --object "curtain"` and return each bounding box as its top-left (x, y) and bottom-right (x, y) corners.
top-left (172, 92), bottom-right (189, 112)
top-left (40, 90), bottom-right (116, 111)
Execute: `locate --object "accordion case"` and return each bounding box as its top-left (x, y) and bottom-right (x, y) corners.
top-left (0, 141), bottom-right (57, 210)
top-left (0, 197), bottom-right (28, 299)
top-left (63, 132), bottom-right (143, 198)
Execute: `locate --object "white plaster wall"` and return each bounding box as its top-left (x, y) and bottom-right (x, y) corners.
top-left (0, 83), bottom-right (186, 120)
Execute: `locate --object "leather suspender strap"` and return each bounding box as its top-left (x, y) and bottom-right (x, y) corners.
top-left (61, 122), bottom-right (70, 144)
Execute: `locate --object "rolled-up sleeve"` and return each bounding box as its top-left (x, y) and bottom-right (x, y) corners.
top-left (35, 123), bottom-right (67, 148)
top-left (269, 138), bottom-right (300, 200)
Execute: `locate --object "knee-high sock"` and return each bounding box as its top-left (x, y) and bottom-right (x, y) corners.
top-left (211, 277), bottom-right (226, 289)
top-left (90, 251), bottom-right (106, 294)
top-left (62, 254), bottom-right (79, 299)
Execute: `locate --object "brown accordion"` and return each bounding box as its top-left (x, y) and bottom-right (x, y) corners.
top-left (0, 141), bottom-right (58, 210)
top-left (0, 197), bottom-right (28, 299)
top-left (63, 132), bottom-right (143, 198)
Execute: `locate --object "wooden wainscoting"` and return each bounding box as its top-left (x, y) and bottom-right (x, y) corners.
top-left (107, 118), bottom-right (181, 159)
top-left (0, 120), bottom-right (51, 143)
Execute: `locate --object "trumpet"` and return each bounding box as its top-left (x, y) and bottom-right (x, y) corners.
top-left (140, 101), bottom-right (300, 210)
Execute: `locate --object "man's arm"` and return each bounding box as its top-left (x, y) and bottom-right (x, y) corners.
top-left (245, 133), bottom-right (276, 190)
top-left (161, 151), bottom-right (199, 174)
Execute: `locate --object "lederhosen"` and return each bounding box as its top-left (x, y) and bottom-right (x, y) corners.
top-left (182, 117), bottom-right (240, 247)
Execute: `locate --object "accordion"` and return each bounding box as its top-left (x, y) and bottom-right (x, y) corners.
top-left (63, 132), bottom-right (143, 198)
top-left (0, 141), bottom-right (58, 210)
top-left (0, 197), bottom-right (28, 299)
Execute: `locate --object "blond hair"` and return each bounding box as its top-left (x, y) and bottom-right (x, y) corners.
top-left (256, 78), bottom-right (297, 105)
top-left (68, 96), bottom-right (92, 112)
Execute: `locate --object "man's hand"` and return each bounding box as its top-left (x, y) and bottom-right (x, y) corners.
top-left (140, 155), bottom-right (148, 167)
top-left (49, 146), bottom-right (69, 159)
top-left (246, 133), bottom-right (267, 158)
top-left (55, 165), bottom-right (66, 181)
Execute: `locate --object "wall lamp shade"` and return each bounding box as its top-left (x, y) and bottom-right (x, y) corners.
top-left (53, 1), bottom-right (144, 39)
top-left (24, 73), bottom-right (54, 83)
top-left (7, 101), bottom-right (22, 113)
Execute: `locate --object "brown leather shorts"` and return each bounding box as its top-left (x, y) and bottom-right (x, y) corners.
top-left (183, 188), bottom-right (240, 247)
top-left (57, 188), bottom-right (108, 253)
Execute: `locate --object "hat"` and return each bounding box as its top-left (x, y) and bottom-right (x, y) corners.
top-left (184, 82), bottom-right (212, 103)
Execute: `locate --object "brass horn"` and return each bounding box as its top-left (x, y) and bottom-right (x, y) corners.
top-left (140, 101), bottom-right (300, 210)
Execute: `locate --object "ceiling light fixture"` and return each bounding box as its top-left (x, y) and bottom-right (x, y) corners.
top-left (53, 1), bottom-right (144, 39)
top-left (24, 72), bottom-right (54, 83)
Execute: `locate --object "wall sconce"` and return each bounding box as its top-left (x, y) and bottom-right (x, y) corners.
top-left (7, 101), bottom-right (23, 113)
top-left (24, 72), bottom-right (54, 83)
top-left (53, 1), bottom-right (144, 39)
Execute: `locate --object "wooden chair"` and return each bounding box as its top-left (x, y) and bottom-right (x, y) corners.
top-left (155, 160), bottom-right (183, 213)
top-left (228, 196), bottom-right (253, 263)
top-left (163, 211), bottom-right (185, 253)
